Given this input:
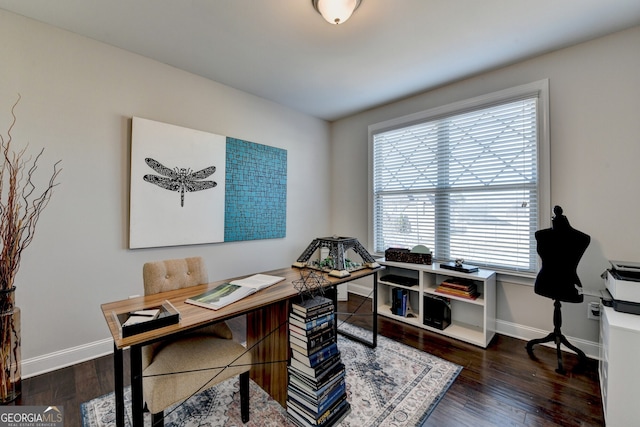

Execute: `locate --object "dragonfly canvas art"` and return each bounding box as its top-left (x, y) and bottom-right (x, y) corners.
top-left (129, 117), bottom-right (286, 249)
top-left (143, 158), bottom-right (217, 207)
top-left (129, 117), bottom-right (227, 248)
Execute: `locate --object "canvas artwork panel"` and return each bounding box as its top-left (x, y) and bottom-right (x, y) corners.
top-left (225, 137), bottom-right (287, 242)
top-left (129, 117), bottom-right (287, 249)
top-left (130, 117), bottom-right (226, 248)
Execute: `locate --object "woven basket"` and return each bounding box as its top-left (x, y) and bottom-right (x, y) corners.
top-left (385, 248), bottom-right (432, 265)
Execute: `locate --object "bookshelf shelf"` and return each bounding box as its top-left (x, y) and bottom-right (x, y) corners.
top-left (377, 259), bottom-right (496, 348)
top-left (377, 302), bottom-right (423, 328)
top-left (378, 279), bottom-right (418, 291)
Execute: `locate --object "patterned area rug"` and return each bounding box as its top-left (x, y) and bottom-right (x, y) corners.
top-left (81, 323), bottom-right (461, 427)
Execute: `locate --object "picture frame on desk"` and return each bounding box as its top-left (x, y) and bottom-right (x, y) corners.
top-left (112, 300), bottom-right (180, 338)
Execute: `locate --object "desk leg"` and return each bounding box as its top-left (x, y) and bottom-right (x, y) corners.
top-left (130, 345), bottom-right (144, 427)
top-left (247, 300), bottom-right (289, 407)
top-left (336, 271), bottom-right (378, 348)
top-left (372, 271), bottom-right (378, 347)
top-left (113, 344), bottom-right (124, 427)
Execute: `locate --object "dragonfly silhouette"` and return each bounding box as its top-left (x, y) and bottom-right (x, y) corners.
top-left (143, 158), bottom-right (217, 207)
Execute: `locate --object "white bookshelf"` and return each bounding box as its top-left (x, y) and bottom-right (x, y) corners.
top-left (377, 259), bottom-right (496, 348)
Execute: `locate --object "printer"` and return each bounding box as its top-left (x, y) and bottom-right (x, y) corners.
top-left (602, 260), bottom-right (640, 315)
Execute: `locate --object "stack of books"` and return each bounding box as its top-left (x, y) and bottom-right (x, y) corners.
top-left (435, 278), bottom-right (479, 300)
top-left (287, 295), bottom-right (350, 427)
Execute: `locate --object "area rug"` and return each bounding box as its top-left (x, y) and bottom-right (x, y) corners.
top-left (81, 323), bottom-right (461, 427)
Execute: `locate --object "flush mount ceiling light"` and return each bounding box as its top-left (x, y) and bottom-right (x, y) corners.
top-left (312, 0), bottom-right (362, 25)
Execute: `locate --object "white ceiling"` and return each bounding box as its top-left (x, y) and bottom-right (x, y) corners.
top-left (2, 0), bottom-right (640, 121)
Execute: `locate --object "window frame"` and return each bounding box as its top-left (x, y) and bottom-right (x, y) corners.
top-left (367, 80), bottom-right (550, 276)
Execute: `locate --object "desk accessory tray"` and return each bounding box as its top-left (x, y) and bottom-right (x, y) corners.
top-left (113, 300), bottom-right (180, 338)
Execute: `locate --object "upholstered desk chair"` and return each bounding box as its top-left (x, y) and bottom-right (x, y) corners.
top-left (142, 257), bottom-right (251, 426)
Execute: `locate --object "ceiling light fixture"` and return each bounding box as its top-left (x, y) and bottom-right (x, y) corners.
top-left (312, 0), bottom-right (362, 25)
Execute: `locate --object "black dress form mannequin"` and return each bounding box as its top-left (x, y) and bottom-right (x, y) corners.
top-left (526, 206), bottom-right (590, 373)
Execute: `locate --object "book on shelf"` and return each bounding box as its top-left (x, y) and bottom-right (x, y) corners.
top-left (291, 341), bottom-right (340, 367)
top-left (291, 342), bottom-right (340, 368)
top-left (435, 278), bottom-right (479, 300)
top-left (289, 338), bottom-right (341, 376)
top-left (287, 394), bottom-right (350, 427)
top-left (292, 295), bottom-right (334, 317)
top-left (289, 328), bottom-right (336, 357)
top-left (435, 287), bottom-right (479, 300)
top-left (290, 335), bottom-right (336, 357)
top-left (288, 363), bottom-right (345, 399)
top-left (292, 304), bottom-right (335, 321)
top-left (290, 328), bottom-right (336, 355)
top-left (288, 361), bottom-right (345, 391)
top-left (290, 308), bottom-right (336, 328)
top-left (290, 352), bottom-right (341, 381)
top-left (391, 287), bottom-right (409, 316)
top-left (185, 274), bottom-right (284, 310)
top-left (290, 323), bottom-right (336, 344)
top-left (288, 379), bottom-right (346, 418)
top-left (288, 386), bottom-right (346, 418)
top-left (289, 373), bottom-right (346, 406)
top-left (439, 277), bottom-right (476, 290)
top-left (289, 311), bottom-right (336, 331)
top-left (289, 319), bottom-right (335, 337)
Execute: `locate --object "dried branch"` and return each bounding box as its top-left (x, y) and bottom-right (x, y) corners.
top-left (0, 95), bottom-right (62, 291)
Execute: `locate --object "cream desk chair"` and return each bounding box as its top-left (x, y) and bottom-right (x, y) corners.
top-left (142, 257), bottom-right (251, 426)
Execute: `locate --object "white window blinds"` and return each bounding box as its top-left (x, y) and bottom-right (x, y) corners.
top-left (372, 96), bottom-right (540, 273)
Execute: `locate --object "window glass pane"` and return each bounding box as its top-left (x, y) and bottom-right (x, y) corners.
top-left (444, 189), bottom-right (537, 271)
top-left (374, 193), bottom-right (435, 250)
top-left (372, 92), bottom-right (541, 273)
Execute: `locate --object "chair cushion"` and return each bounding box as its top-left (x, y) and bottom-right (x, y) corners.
top-left (143, 335), bottom-right (252, 414)
top-left (196, 322), bottom-right (234, 340)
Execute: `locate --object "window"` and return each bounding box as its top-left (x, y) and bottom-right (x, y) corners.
top-left (369, 81), bottom-right (549, 274)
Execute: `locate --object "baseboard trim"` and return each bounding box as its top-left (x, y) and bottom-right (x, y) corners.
top-left (495, 319), bottom-right (600, 360)
top-left (348, 282), bottom-right (375, 299)
top-left (346, 285), bottom-right (601, 359)
top-left (22, 338), bottom-right (114, 379)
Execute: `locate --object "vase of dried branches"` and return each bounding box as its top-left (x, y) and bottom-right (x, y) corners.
top-left (0, 286), bottom-right (20, 403)
top-left (0, 95), bottom-right (61, 404)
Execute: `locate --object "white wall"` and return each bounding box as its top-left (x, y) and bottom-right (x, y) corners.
top-left (331, 26), bottom-right (640, 356)
top-left (0, 10), bottom-right (331, 376)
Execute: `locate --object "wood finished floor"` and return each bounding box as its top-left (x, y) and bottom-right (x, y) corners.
top-left (11, 295), bottom-right (604, 427)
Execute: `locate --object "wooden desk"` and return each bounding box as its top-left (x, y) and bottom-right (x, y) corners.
top-left (101, 266), bottom-right (381, 427)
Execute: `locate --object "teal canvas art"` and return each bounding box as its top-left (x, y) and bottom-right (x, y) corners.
top-left (225, 137), bottom-right (287, 242)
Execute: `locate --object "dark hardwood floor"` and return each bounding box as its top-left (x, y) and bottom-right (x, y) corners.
top-left (12, 294), bottom-right (603, 427)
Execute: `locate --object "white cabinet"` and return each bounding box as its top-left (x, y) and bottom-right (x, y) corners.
top-left (599, 305), bottom-right (640, 426)
top-left (377, 259), bottom-right (496, 348)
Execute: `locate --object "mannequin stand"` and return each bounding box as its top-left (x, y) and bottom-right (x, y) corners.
top-left (526, 299), bottom-right (587, 374)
